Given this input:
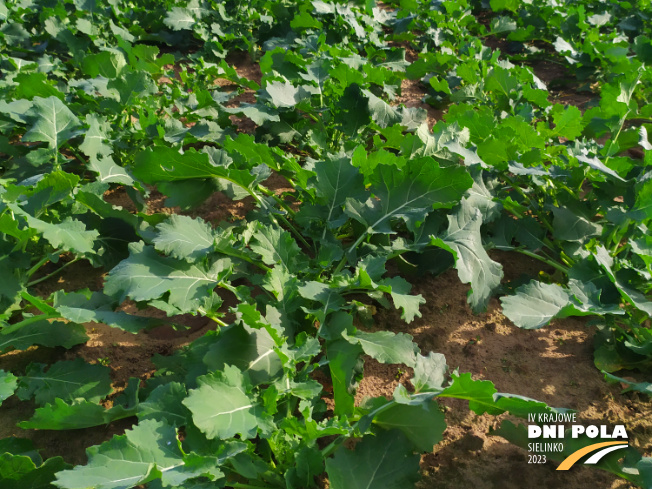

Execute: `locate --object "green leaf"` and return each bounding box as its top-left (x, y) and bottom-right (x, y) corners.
top-left (183, 365), bottom-right (263, 440)
top-left (54, 420), bottom-right (185, 489)
top-left (107, 71), bottom-right (157, 105)
top-left (0, 370), bottom-right (18, 406)
top-left (490, 0), bottom-right (519, 12)
top-left (345, 157), bottom-right (472, 240)
top-left (327, 338), bottom-right (363, 416)
top-left (264, 81), bottom-right (311, 108)
top-left (0, 261), bottom-right (23, 319)
top-left (413, 352), bottom-right (447, 392)
top-left (53, 290), bottom-right (160, 334)
top-left (202, 323), bottom-right (282, 386)
top-left (0, 454), bottom-right (69, 489)
top-left (104, 242), bottom-right (222, 313)
top-left (17, 358), bottom-right (112, 405)
top-left (374, 401), bottom-right (446, 451)
top-left (153, 215), bottom-right (215, 263)
top-left (10, 205), bottom-right (98, 254)
top-left (344, 330), bottom-right (418, 368)
top-left (431, 204), bottom-right (503, 313)
top-left (19, 398), bottom-right (136, 430)
top-left (133, 147), bottom-right (256, 191)
top-left (249, 223), bottom-right (307, 272)
top-left (325, 429), bottom-right (420, 489)
top-left (81, 51), bottom-right (127, 79)
top-left (603, 372), bottom-right (652, 397)
top-left (439, 372), bottom-right (498, 414)
top-left (310, 156), bottom-right (366, 234)
top-left (138, 382), bottom-right (192, 426)
top-left (379, 276), bottom-right (425, 323)
top-left (363, 89), bottom-right (401, 128)
top-left (550, 104), bottom-right (584, 140)
top-left (13, 72), bottom-right (64, 101)
top-left (22, 96), bottom-right (81, 149)
top-left (164, 8), bottom-right (196, 30)
top-left (0, 319), bottom-right (88, 353)
top-left (501, 281), bottom-right (572, 329)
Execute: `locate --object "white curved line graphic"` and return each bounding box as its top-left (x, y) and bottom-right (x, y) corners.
top-left (584, 444), bottom-right (628, 464)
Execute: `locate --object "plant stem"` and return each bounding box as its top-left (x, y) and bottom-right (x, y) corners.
top-left (321, 401), bottom-right (398, 458)
top-left (1, 314), bottom-right (61, 335)
top-left (229, 482), bottom-right (274, 489)
top-left (513, 248), bottom-right (569, 274)
top-left (204, 313), bottom-right (228, 327)
top-left (216, 247), bottom-right (270, 272)
top-left (27, 258), bottom-right (80, 287)
top-left (258, 186), bottom-right (297, 218)
top-left (25, 256), bottom-right (51, 279)
top-left (277, 212), bottom-right (313, 252)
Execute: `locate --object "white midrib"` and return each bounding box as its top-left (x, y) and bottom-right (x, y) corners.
top-left (321, 165), bottom-right (343, 240)
top-left (107, 461), bottom-right (185, 485)
top-left (245, 349), bottom-right (274, 371)
top-left (207, 404), bottom-right (252, 419)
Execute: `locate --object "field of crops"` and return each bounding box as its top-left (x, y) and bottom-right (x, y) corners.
top-left (1, 0), bottom-right (652, 487)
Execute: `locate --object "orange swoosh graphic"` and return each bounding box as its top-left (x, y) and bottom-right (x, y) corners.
top-left (557, 441), bottom-right (628, 471)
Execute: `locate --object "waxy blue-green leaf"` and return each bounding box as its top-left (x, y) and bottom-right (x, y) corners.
top-left (431, 204), bottom-right (503, 313)
top-left (53, 290), bottom-right (160, 334)
top-left (264, 80), bottom-right (311, 108)
top-left (202, 323), bottom-right (282, 386)
top-left (379, 276), bottom-right (426, 323)
top-left (0, 319), bottom-right (88, 353)
top-left (297, 281), bottom-right (345, 324)
top-left (326, 429), bottom-right (420, 489)
top-left (183, 365), bottom-right (263, 440)
top-left (501, 281), bottom-right (572, 329)
top-left (0, 370), bottom-right (17, 406)
top-left (22, 96), bottom-right (81, 149)
top-left (104, 242), bottom-right (223, 313)
top-left (137, 382), bottom-right (191, 427)
top-left (327, 335), bottom-right (363, 417)
top-left (345, 156), bottom-right (472, 237)
top-left (133, 147), bottom-right (257, 191)
top-left (374, 401), bottom-right (446, 451)
top-left (17, 358), bottom-right (112, 406)
top-left (0, 453), bottom-right (69, 489)
top-left (164, 8), bottom-right (196, 30)
top-left (10, 205), bottom-right (98, 254)
top-left (413, 352), bottom-right (447, 392)
top-left (344, 329), bottom-right (418, 367)
top-left (153, 215), bottom-right (215, 263)
top-left (54, 420), bottom-right (186, 489)
top-left (249, 223), bottom-right (308, 272)
top-left (604, 372), bottom-right (652, 396)
top-left (552, 206), bottom-right (602, 242)
top-left (311, 156), bottom-right (366, 235)
top-left (19, 397), bottom-right (137, 430)
top-left (80, 114), bottom-right (135, 186)
top-left (593, 246), bottom-right (652, 315)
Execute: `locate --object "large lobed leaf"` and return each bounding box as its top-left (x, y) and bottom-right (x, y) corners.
top-left (325, 429), bottom-right (420, 489)
top-left (104, 242), bottom-right (223, 313)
